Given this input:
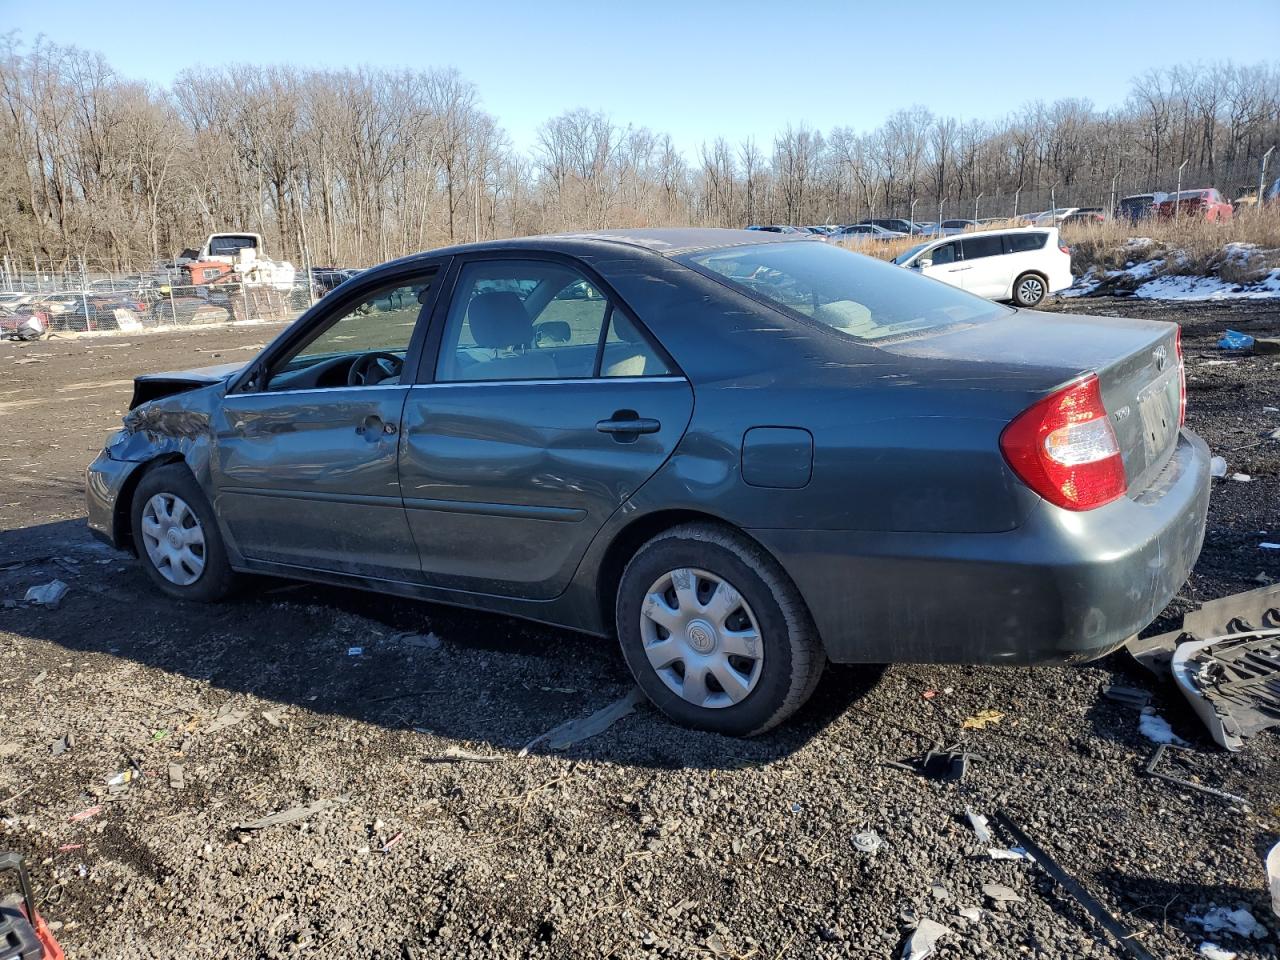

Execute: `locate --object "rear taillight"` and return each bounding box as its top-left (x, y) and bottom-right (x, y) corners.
top-left (1175, 327), bottom-right (1186, 425)
top-left (1059, 242), bottom-right (1071, 255)
top-left (1000, 374), bottom-right (1127, 511)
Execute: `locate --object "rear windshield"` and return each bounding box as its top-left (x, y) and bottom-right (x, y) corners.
top-left (680, 241), bottom-right (1009, 343)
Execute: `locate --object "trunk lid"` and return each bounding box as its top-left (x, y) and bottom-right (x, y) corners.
top-left (885, 309), bottom-right (1181, 493)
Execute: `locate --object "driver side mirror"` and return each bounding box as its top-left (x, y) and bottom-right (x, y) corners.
top-left (916, 258), bottom-right (933, 269)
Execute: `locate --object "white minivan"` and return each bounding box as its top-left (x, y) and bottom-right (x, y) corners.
top-left (892, 227), bottom-right (1073, 307)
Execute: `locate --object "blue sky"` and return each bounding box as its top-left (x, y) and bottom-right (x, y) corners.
top-left (6, 0), bottom-right (1278, 155)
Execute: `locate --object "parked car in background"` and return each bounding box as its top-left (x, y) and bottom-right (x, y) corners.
top-left (31, 293), bottom-right (85, 318)
top-left (912, 222), bottom-right (941, 237)
top-left (1155, 189), bottom-right (1232, 222)
top-left (1115, 193), bottom-right (1168, 223)
top-left (858, 218), bottom-right (916, 235)
top-left (0, 291), bottom-right (35, 314)
top-left (746, 225), bottom-right (810, 236)
top-left (60, 296), bottom-right (150, 332)
top-left (939, 219), bottom-right (977, 235)
top-left (892, 227), bottom-right (1072, 307)
top-left (87, 228), bottom-right (1209, 736)
top-left (830, 223), bottom-right (907, 245)
top-left (1060, 209), bottom-right (1106, 227)
top-left (1, 305), bottom-right (51, 339)
top-left (804, 225), bottom-right (838, 236)
top-left (1267, 178), bottom-right (1280, 204)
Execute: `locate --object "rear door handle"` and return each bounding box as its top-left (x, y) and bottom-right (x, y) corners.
top-left (596, 416), bottom-right (661, 436)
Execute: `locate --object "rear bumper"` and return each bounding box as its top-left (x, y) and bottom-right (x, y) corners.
top-left (751, 428), bottom-right (1211, 665)
top-left (86, 450), bottom-right (143, 549)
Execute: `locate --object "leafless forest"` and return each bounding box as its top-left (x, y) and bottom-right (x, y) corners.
top-left (2, 35), bottom-right (1278, 270)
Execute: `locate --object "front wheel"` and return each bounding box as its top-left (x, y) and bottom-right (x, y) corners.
top-left (616, 524), bottom-right (824, 736)
top-left (130, 463), bottom-right (236, 602)
top-left (1012, 272), bottom-right (1047, 307)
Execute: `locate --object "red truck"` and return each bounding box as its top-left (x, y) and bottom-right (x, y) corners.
top-left (1155, 188), bottom-right (1233, 222)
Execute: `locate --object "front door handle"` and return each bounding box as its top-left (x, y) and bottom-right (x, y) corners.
top-left (596, 412), bottom-right (661, 438)
top-left (356, 415), bottom-right (397, 438)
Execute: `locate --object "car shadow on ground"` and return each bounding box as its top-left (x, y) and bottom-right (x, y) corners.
top-left (1, 518), bottom-right (884, 770)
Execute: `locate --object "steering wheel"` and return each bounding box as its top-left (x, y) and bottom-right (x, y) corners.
top-left (347, 351), bottom-right (404, 386)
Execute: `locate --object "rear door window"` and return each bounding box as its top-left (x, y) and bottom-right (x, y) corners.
top-left (960, 235), bottom-right (1006, 260)
top-left (1007, 233), bottom-right (1048, 253)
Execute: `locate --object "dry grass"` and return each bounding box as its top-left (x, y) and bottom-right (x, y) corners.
top-left (840, 209), bottom-right (1280, 286)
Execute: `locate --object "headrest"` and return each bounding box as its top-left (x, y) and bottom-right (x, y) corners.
top-left (468, 292), bottom-right (531, 349)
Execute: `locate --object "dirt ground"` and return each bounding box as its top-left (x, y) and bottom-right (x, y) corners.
top-left (0, 302), bottom-right (1277, 960)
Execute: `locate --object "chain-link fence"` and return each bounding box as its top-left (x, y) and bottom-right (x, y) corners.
top-left (1, 274), bottom-right (322, 339)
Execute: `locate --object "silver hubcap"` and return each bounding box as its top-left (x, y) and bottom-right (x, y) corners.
top-left (639, 568), bottom-right (763, 708)
top-left (1018, 277), bottom-right (1044, 303)
top-left (140, 493), bottom-right (206, 586)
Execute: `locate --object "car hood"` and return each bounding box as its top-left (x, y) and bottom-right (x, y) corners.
top-left (130, 361), bottom-right (245, 409)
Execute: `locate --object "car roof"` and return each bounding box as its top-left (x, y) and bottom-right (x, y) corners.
top-left (371, 228), bottom-right (811, 272)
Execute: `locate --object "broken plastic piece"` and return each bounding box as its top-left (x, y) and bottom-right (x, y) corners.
top-left (1217, 330), bottom-right (1254, 350)
top-left (518, 687), bottom-right (644, 755)
top-left (993, 812), bottom-right (1157, 960)
top-left (1142, 743), bottom-right (1251, 810)
top-left (1209, 456), bottom-right (1228, 478)
top-left (23, 580), bottom-right (68, 608)
top-left (965, 808), bottom-right (993, 845)
top-left (1138, 708), bottom-right (1187, 745)
top-left (1101, 684), bottom-right (1152, 711)
top-left (234, 797), bottom-right (348, 832)
top-left (431, 746), bottom-right (504, 764)
top-left (1188, 906), bottom-right (1266, 939)
top-left (988, 846), bottom-right (1034, 861)
top-left (1198, 944), bottom-right (1237, 959)
top-left (1171, 628), bottom-right (1280, 751)
top-left (981, 883), bottom-right (1022, 904)
top-left (852, 831), bottom-right (883, 854)
top-left (900, 918), bottom-right (950, 959)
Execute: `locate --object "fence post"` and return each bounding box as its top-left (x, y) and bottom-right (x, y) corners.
top-left (168, 282), bottom-right (177, 326)
top-left (974, 192), bottom-right (983, 224)
top-left (1259, 146), bottom-right (1275, 211)
top-left (1174, 159), bottom-right (1188, 224)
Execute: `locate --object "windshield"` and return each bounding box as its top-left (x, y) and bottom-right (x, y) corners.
top-left (681, 241), bottom-right (1009, 342)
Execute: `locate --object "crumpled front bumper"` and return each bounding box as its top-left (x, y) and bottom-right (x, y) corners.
top-left (85, 449), bottom-right (145, 549)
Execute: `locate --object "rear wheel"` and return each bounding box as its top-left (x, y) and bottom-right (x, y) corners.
top-left (615, 523), bottom-right (824, 735)
top-left (1012, 272), bottom-right (1047, 307)
top-left (131, 463), bottom-right (236, 602)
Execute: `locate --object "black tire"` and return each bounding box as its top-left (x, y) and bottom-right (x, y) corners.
top-left (616, 523), bottom-right (824, 736)
top-left (1012, 271), bottom-right (1048, 307)
top-left (130, 463), bottom-right (236, 602)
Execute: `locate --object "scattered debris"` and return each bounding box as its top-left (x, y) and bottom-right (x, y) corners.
top-left (1217, 330), bottom-right (1254, 351)
top-left (955, 907), bottom-right (982, 922)
top-left (851, 831), bottom-right (883, 854)
top-left (518, 687), bottom-right (645, 755)
top-left (1261, 543), bottom-right (1280, 551)
top-left (430, 746), bottom-right (504, 764)
top-left (981, 883), bottom-right (1022, 904)
top-left (48, 735), bottom-right (71, 757)
top-left (988, 847), bottom-right (1034, 861)
top-left (107, 769), bottom-right (139, 794)
top-left (1231, 473), bottom-right (1252, 482)
top-left (1129, 583), bottom-right (1280, 675)
top-left (56, 844), bottom-right (82, 853)
top-left (347, 646), bottom-right (363, 657)
top-left (1188, 906), bottom-right (1266, 939)
top-left (993, 812), bottom-right (1157, 960)
top-left (1198, 943), bottom-right (1237, 959)
top-left (900, 918), bottom-right (950, 959)
top-left (23, 580), bottom-right (68, 608)
top-left (234, 797), bottom-right (349, 832)
top-left (261, 707), bottom-right (288, 728)
top-left (916, 745), bottom-right (981, 782)
top-left (204, 708), bottom-right (249, 735)
top-left (380, 832), bottom-right (404, 853)
top-left (1142, 743), bottom-right (1251, 809)
top-left (960, 709), bottom-right (1004, 730)
top-left (929, 882), bottom-right (950, 902)
top-left (68, 805), bottom-right (101, 822)
top-left (965, 808), bottom-right (993, 845)
top-left (1138, 708), bottom-right (1188, 746)
top-left (1210, 456), bottom-right (1228, 478)
top-left (1171, 628), bottom-right (1280, 751)
top-left (390, 630), bottom-right (441, 651)
top-left (1101, 684), bottom-right (1152, 711)
top-left (168, 764), bottom-right (185, 789)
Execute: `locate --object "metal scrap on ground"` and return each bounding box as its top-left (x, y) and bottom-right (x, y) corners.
top-left (1142, 743), bottom-right (1251, 810)
top-left (900, 918), bottom-right (950, 959)
top-left (960, 709), bottom-right (1004, 730)
top-left (431, 746), bottom-right (504, 764)
top-left (23, 580), bottom-right (68, 608)
top-left (518, 687), bottom-right (645, 756)
top-left (233, 797), bottom-right (348, 832)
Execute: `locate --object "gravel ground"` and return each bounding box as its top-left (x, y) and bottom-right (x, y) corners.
top-left (0, 302), bottom-right (1277, 960)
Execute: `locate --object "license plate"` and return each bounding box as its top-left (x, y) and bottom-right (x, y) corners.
top-left (1136, 369), bottom-right (1179, 462)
